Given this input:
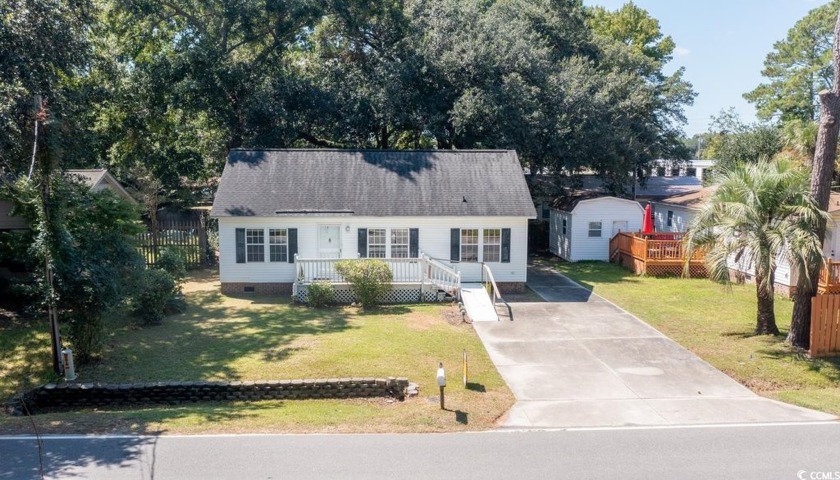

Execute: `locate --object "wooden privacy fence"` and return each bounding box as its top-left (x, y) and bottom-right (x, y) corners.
top-left (810, 295), bottom-right (840, 357)
top-left (136, 216), bottom-right (209, 268)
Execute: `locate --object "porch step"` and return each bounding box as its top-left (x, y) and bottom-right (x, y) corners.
top-left (460, 283), bottom-right (498, 322)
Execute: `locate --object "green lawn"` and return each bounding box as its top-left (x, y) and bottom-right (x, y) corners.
top-left (545, 258), bottom-right (840, 415)
top-left (0, 272), bottom-right (513, 434)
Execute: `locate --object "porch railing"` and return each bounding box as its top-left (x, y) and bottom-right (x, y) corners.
top-left (295, 257), bottom-right (422, 283)
top-left (294, 254), bottom-right (461, 296)
top-left (422, 255), bottom-right (461, 295)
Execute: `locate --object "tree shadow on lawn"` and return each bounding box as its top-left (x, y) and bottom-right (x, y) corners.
top-left (86, 290), bottom-right (357, 384)
top-left (0, 316), bottom-right (60, 400)
top-left (533, 258), bottom-right (645, 291)
top-left (755, 347), bottom-right (840, 384)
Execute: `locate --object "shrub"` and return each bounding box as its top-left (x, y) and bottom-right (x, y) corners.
top-left (156, 248), bottom-right (187, 280)
top-left (65, 311), bottom-right (104, 364)
top-left (335, 259), bottom-right (392, 309)
top-left (307, 280), bottom-right (334, 308)
top-left (133, 268), bottom-right (180, 324)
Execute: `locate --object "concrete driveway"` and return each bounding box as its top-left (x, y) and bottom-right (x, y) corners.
top-left (473, 263), bottom-right (837, 429)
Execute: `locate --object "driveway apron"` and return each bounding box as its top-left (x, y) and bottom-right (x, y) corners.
top-left (473, 263), bottom-right (837, 428)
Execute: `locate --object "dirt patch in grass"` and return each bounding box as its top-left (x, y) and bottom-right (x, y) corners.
top-left (440, 304), bottom-right (467, 326)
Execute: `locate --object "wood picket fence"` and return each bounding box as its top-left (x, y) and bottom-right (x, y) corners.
top-left (135, 210), bottom-right (210, 268)
top-left (809, 294), bottom-right (840, 357)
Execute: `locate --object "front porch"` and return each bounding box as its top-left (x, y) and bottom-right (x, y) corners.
top-left (293, 254), bottom-right (462, 303)
top-left (609, 232), bottom-right (707, 277)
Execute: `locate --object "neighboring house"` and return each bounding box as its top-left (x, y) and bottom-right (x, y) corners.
top-left (650, 158), bottom-right (716, 182)
top-left (654, 188), bottom-right (840, 296)
top-left (0, 169), bottom-right (136, 231)
top-left (549, 195), bottom-right (644, 262)
top-left (210, 149), bottom-right (537, 297)
top-left (652, 187), bottom-right (715, 233)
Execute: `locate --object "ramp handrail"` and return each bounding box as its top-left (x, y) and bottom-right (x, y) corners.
top-left (481, 263), bottom-right (511, 321)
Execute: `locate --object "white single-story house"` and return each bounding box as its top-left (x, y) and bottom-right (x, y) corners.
top-left (549, 195), bottom-right (644, 262)
top-left (654, 188), bottom-right (840, 296)
top-left (0, 169), bottom-right (137, 231)
top-left (210, 149), bottom-right (537, 299)
top-left (652, 187), bottom-right (713, 233)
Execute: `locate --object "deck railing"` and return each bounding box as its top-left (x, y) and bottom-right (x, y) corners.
top-left (818, 260), bottom-right (840, 294)
top-left (610, 231), bottom-right (705, 277)
top-left (294, 254), bottom-right (461, 296)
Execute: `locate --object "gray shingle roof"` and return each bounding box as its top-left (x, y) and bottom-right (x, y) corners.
top-left (211, 149), bottom-right (537, 218)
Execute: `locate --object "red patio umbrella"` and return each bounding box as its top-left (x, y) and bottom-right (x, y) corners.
top-left (642, 203), bottom-right (654, 235)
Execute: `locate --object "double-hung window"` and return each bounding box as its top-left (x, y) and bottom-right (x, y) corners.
top-left (368, 229), bottom-right (386, 258)
top-left (667, 211), bottom-right (674, 228)
top-left (460, 229), bottom-right (479, 262)
top-left (246, 229), bottom-right (265, 262)
top-left (483, 229), bottom-right (501, 262)
top-left (588, 222), bottom-right (602, 238)
top-left (269, 229), bottom-right (288, 262)
top-left (391, 228), bottom-right (409, 258)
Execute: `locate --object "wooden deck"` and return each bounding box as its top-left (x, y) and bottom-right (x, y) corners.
top-left (610, 232), bottom-right (840, 294)
top-left (609, 232), bottom-right (707, 277)
top-left (818, 260), bottom-right (840, 295)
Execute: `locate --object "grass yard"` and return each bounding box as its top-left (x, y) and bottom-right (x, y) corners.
top-left (544, 258), bottom-right (840, 416)
top-left (0, 271), bottom-right (513, 434)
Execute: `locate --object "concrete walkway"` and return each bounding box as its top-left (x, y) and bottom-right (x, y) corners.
top-left (473, 263), bottom-right (837, 429)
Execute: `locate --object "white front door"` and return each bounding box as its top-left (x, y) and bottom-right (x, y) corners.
top-left (612, 221), bottom-right (628, 237)
top-left (318, 225), bottom-right (342, 258)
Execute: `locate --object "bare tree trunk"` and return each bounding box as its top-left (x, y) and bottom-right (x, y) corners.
top-left (789, 9), bottom-right (840, 349)
top-left (755, 268), bottom-right (780, 335)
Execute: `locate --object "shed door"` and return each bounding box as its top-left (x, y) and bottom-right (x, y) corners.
top-left (612, 221), bottom-right (628, 237)
top-left (318, 225), bottom-right (341, 258)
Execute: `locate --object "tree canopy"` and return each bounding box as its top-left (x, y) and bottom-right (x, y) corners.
top-left (0, 0), bottom-right (695, 204)
top-left (745, 0), bottom-right (840, 123)
top-left (684, 158), bottom-right (828, 335)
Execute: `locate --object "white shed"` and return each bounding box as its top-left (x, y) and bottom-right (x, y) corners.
top-left (549, 196), bottom-right (644, 262)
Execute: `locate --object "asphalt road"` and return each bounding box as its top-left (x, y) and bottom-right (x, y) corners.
top-left (2, 423), bottom-right (839, 480)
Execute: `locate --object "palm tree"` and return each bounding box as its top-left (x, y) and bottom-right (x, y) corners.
top-left (684, 157), bottom-right (829, 335)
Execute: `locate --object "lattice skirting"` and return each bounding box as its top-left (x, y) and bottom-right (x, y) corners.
top-left (296, 284), bottom-right (442, 304)
top-left (644, 263), bottom-right (707, 278)
top-left (614, 253), bottom-right (707, 278)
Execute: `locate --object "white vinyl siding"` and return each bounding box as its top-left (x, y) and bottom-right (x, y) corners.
top-left (653, 204), bottom-right (695, 232)
top-left (218, 216), bottom-right (529, 284)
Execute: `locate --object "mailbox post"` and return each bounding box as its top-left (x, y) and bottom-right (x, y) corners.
top-left (436, 362), bottom-right (446, 409)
